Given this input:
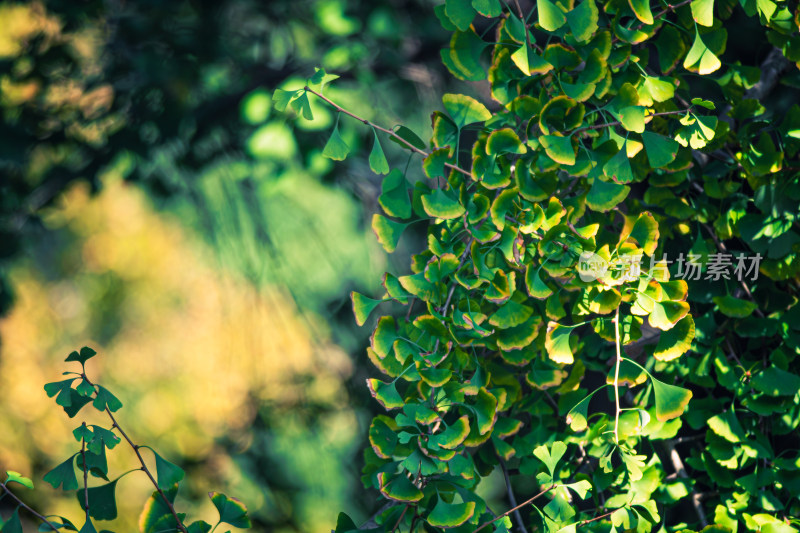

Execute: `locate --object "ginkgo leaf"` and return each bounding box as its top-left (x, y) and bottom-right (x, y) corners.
top-left (369, 130), bottom-right (390, 175)
top-left (428, 500), bottom-right (477, 528)
top-left (654, 316), bottom-right (695, 361)
top-left (565, 0), bottom-right (598, 42)
top-left (538, 0), bottom-right (566, 31)
top-left (322, 117), bottom-right (350, 160)
top-left (691, 0), bottom-right (714, 26)
top-left (683, 29), bottom-right (721, 74)
top-left (603, 145), bottom-right (635, 184)
top-left (545, 322), bottom-right (575, 364)
top-left (642, 131), bottom-right (680, 168)
top-left (628, 0), bottom-right (654, 24)
top-left (651, 376), bottom-right (693, 421)
top-left (442, 93), bottom-right (491, 129)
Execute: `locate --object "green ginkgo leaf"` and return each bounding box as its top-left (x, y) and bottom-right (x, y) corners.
top-left (378, 472), bottom-right (424, 503)
top-left (322, 116), bottom-right (350, 160)
top-left (545, 322), bottom-right (574, 364)
top-left (487, 128), bottom-right (527, 155)
top-left (472, 0), bottom-right (503, 16)
top-left (421, 189), bottom-right (466, 219)
top-left (603, 145), bottom-right (635, 184)
top-left (628, 0), bottom-right (654, 24)
top-left (642, 131), bottom-right (680, 168)
top-left (691, 0), bottom-right (714, 26)
top-left (642, 77), bottom-right (675, 102)
top-left (290, 91), bottom-right (314, 120)
top-left (308, 67), bottom-right (339, 92)
top-left (428, 499), bottom-right (477, 528)
top-left (371, 214), bottom-right (409, 253)
top-left (3, 509), bottom-right (22, 533)
top-left (149, 449), bottom-right (185, 490)
top-left (624, 211), bottom-right (660, 256)
top-left (369, 130), bottom-right (390, 175)
top-left (65, 346), bottom-right (97, 365)
top-left (683, 29), bottom-right (721, 74)
top-left (565, 0), bottom-right (598, 41)
top-left (473, 387), bottom-right (498, 434)
top-left (566, 386), bottom-right (609, 432)
top-left (367, 379), bottom-right (404, 410)
top-left (533, 441), bottom-right (568, 476)
top-left (378, 169), bottom-right (412, 219)
top-left (442, 93), bottom-right (491, 129)
top-left (445, 0), bottom-right (476, 31)
top-left (713, 295), bottom-right (758, 318)
top-left (44, 455), bottom-right (79, 491)
top-left (432, 415), bottom-right (470, 449)
top-left (92, 385), bottom-right (123, 413)
top-left (654, 316), bottom-right (695, 361)
top-left (707, 410), bottom-right (746, 442)
top-left (649, 301), bottom-right (690, 330)
top-left (619, 106), bottom-right (646, 133)
top-left (651, 375), bottom-right (693, 421)
top-left (538, 0), bottom-right (567, 31)
top-left (368, 416), bottom-right (397, 459)
top-left (390, 125), bottom-right (427, 151)
top-left (511, 44), bottom-right (554, 76)
top-left (78, 480), bottom-right (119, 521)
top-left (526, 265), bottom-right (553, 299)
top-left (587, 178), bottom-right (630, 212)
top-left (210, 492), bottom-right (251, 528)
top-left (351, 291), bottom-right (384, 326)
top-left (540, 135), bottom-right (576, 165)
top-left (271, 88), bottom-right (297, 112)
top-left (5, 471), bottom-right (33, 490)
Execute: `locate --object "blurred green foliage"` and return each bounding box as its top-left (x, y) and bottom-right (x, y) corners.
top-left (0, 0), bottom-right (464, 531)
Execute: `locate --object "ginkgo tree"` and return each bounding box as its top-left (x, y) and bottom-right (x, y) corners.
top-left (273, 0), bottom-right (800, 531)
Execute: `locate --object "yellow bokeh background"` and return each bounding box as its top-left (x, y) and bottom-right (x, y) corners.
top-left (0, 172), bottom-right (362, 531)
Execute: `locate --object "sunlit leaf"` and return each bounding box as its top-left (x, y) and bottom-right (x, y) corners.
top-left (428, 499), bottom-right (477, 528)
top-left (442, 93), bottom-right (491, 129)
top-left (651, 376), bottom-right (693, 421)
top-left (210, 491), bottom-right (251, 528)
top-left (322, 117), bottom-right (350, 161)
top-left (369, 130), bottom-right (390, 175)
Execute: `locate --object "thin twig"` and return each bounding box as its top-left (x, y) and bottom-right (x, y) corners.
top-left (305, 87), bottom-right (473, 178)
top-left (613, 306), bottom-right (622, 444)
top-left (572, 110), bottom-right (687, 136)
top-left (611, 0), bottom-right (693, 43)
top-left (499, 457), bottom-right (529, 533)
top-left (390, 505), bottom-right (410, 533)
top-left (83, 374), bottom-right (189, 533)
top-left (577, 509), bottom-right (616, 527)
top-left (0, 481), bottom-right (60, 531)
top-left (471, 484), bottom-right (557, 533)
top-left (80, 427), bottom-right (90, 524)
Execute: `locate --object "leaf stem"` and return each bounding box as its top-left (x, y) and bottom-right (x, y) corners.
top-left (304, 86), bottom-right (473, 178)
top-left (613, 305), bottom-right (622, 444)
top-left (82, 374), bottom-right (189, 533)
top-left (0, 480), bottom-right (60, 531)
top-left (572, 109), bottom-right (687, 136)
top-left (471, 484), bottom-right (558, 533)
top-left (81, 428), bottom-right (90, 525)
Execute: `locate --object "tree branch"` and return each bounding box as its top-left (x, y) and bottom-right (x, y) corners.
top-left (499, 456), bottom-right (529, 533)
top-left (305, 87), bottom-right (473, 178)
top-left (0, 481), bottom-right (59, 531)
top-left (83, 374), bottom-right (189, 533)
top-left (665, 440), bottom-right (708, 527)
top-left (471, 484), bottom-right (557, 533)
